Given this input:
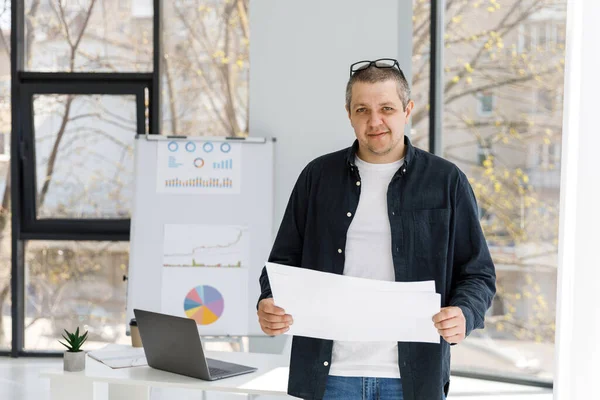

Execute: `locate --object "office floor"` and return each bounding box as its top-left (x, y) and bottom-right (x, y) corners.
top-left (0, 357), bottom-right (552, 400)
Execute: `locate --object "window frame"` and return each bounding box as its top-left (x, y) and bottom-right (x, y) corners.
top-left (8, 0), bottom-right (161, 357)
top-left (18, 78), bottom-right (147, 239)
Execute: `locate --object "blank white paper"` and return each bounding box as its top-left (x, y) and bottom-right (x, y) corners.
top-left (265, 262), bottom-right (441, 343)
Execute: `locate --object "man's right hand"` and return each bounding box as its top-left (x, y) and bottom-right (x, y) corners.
top-left (257, 298), bottom-right (293, 336)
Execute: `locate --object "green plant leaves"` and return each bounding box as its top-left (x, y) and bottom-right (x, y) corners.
top-left (58, 341), bottom-right (71, 350)
top-left (60, 327), bottom-right (89, 352)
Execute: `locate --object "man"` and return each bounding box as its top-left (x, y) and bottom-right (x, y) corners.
top-left (257, 58), bottom-right (496, 400)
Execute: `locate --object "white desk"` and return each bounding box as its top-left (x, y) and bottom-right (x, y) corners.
top-left (40, 351), bottom-right (295, 400)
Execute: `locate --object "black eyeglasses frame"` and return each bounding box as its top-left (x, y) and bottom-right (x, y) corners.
top-left (349, 58), bottom-right (403, 77)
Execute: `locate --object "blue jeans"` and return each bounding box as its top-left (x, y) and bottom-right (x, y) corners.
top-left (322, 376), bottom-right (446, 400)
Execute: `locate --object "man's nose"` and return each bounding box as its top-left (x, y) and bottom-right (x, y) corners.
top-left (368, 112), bottom-right (384, 128)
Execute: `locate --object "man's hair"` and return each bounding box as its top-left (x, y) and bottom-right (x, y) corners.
top-left (345, 66), bottom-right (411, 112)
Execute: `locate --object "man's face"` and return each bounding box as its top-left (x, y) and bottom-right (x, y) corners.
top-left (347, 80), bottom-right (413, 162)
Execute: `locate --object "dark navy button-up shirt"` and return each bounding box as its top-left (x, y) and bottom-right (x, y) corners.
top-left (259, 136), bottom-right (496, 400)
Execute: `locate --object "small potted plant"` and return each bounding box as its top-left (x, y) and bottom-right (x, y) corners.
top-left (59, 327), bottom-right (88, 372)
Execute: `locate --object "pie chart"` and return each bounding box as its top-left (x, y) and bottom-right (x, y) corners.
top-left (184, 285), bottom-right (224, 325)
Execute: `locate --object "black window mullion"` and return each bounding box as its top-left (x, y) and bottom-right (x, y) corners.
top-left (19, 85), bottom-right (36, 232)
top-left (152, 0), bottom-right (161, 135)
top-left (136, 87), bottom-right (146, 136)
top-left (19, 225), bottom-right (130, 241)
top-left (19, 72), bottom-right (153, 84)
top-left (10, 0), bottom-right (25, 357)
top-left (18, 81), bottom-right (149, 95)
top-left (429, 0), bottom-right (444, 156)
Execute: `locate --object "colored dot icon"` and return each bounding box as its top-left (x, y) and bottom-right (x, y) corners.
top-left (185, 142), bottom-right (197, 152)
top-left (220, 143), bottom-right (231, 153)
top-left (193, 157), bottom-right (205, 168)
top-left (168, 141), bottom-right (179, 152)
top-left (203, 142), bottom-right (214, 153)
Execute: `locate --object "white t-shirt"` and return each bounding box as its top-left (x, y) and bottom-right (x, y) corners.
top-left (329, 155), bottom-right (404, 379)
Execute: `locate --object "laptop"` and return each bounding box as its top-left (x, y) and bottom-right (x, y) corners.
top-left (133, 309), bottom-right (257, 380)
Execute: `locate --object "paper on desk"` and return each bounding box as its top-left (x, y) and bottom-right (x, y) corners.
top-left (88, 344), bottom-right (148, 369)
top-left (265, 262), bottom-right (441, 343)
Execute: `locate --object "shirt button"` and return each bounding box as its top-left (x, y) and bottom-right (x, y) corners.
top-left (323, 361), bottom-right (329, 366)
top-left (347, 212), bottom-right (352, 217)
top-left (356, 181), bottom-right (361, 186)
top-left (338, 249), bottom-right (343, 254)
top-left (392, 211), bottom-right (395, 216)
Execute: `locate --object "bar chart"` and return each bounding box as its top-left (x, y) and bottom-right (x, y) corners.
top-left (213, 159), bottom-right (233, 169)
top-left (164, 177), bottom-right (233, 188)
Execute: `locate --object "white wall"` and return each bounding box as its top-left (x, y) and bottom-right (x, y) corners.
top-left (247, 0), bottom-right (413, 354)
top-left (249, 0), bottom-right (413, 232)
top-left (554, 0), bottom-right (600, 398)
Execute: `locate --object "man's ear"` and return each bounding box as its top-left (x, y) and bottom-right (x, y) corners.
top-left (346, 104), bottom-right (352, 120)
top-left (404, 100), bottom-right (415, 119)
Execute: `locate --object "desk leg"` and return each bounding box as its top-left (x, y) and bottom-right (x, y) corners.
top-left (49, 376), bottom-right (93, 400)
top-left (108, 384), bottom-right (150, 400)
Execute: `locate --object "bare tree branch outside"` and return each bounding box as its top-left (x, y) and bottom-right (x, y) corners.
top-left (410, 0), bottom-right (566, 377)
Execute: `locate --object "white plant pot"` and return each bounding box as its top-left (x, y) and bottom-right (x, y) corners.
top-left (63, 351), bottom-right (86, 372)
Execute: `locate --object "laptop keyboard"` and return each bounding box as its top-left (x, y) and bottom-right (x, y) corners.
top-left (208, 367), bottom-right (228, 376)
top-left (207, 360), bottom-right (255, 378)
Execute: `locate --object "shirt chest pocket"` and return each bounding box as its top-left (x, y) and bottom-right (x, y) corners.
top-left (412, 208), bottom-right (451, 260)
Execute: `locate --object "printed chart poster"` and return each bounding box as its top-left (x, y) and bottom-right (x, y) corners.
top-left (162, 224), bottom-right (250, 268)
top-left (156, 140), bottom-right (242, 194)
top-left (161, 268), bottom-right (249, 335)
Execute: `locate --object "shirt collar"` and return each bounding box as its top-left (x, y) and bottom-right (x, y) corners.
top-left (345, 135), bottom-right (415, 171)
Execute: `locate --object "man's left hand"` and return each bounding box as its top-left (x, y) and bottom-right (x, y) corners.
top-left (432, 307), bottom-right (466, 344)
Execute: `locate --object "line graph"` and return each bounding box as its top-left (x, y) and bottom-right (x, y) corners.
top-left (162, 224), bottom-right (249, 268)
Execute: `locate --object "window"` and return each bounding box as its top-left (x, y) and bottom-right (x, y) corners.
top-left (538, 143), bottom-right (561, 169)
top-left (520, 19), bottom-right (566, 53)
top-left (538, 23), bottom-right (548, 49)
top-left (24, 0), bottom-right (153, 72)
top-left (443, 0), bottom-right (566, 382)
top-left (31, 94), bottom-right (136, 219)
top-left (24, 241), bottom-right (129, 351)
top-left (160, 0), bottom-right (249, 137)
top-left (477, 92), bottom-right (495, 116)
top-left (533, 88), bottom-right (555, 113)
top-left (557, 22), bottom-right (566, 46)
top-left (9, 0), bottom-right (151, 354)
top-left (478, 139), bottom-right (492, 166)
